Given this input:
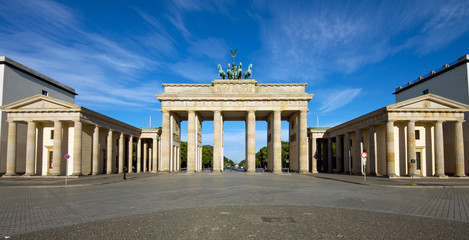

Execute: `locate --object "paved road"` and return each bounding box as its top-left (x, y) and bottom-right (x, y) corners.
top-left (1, 172), bottom-right (469, 238)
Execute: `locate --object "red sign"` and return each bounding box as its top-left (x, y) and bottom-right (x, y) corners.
top-left (361, 152), bottom-right (367, 158)
top-left (64, 154), bottom-right (70, 159)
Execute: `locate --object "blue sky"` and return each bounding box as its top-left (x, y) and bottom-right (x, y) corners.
top-left (1, 0), bottom-right (469, 162)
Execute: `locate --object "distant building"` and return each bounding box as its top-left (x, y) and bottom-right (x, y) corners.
top-left (394, 54), bottom-right (469, 104)
top-left (310, 55), bottom-right (469, 177)
top-left (0, 57), bottom-right (77, 174)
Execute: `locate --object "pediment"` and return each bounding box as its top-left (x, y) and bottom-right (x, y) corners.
top-left (1, 94), bottom-right (80, 111)
top-left (387, 94), bottom-right (469, 111)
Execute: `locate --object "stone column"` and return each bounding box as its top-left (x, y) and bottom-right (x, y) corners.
top-left (311, 137), bottom-right (318, 173)
top-left (424, 124), bottom-right (433, 176)
top-left (128, 136), bottom-right (133, 173)
top-left (213, 110), bottom-right (222, 172)
top-left (354, 129), bottom-right (362, 175)
top-left (106, 129), bottom-right (113, 174)
top-left (407, 120), bottom-right (416, 176)
top-left (25, 121), bottom-right (36, 176)
top-left (158, 137), bottom-right (162, 171)
top-left (273, 110), bottom-right (282, 173)
top-left (299, 110), bottom-right (308, 173)
top-left (137, 138), bottom-right (142, 173)
top-left (246, 110), bottom-right (256, 173)
top-left (187, 111), bottom-right (196, 172)
top-left (336, 135), bottom-right (343, 173)
top-left (5, 121), bottom-right (17, 176)
top-left (143, 141), bottom-right (148, 172)
top-left (386, 121), bottom-right (396, 177)
top-left (327, 137), bottom-right (333, 173)
top-left (344, 132), bottom-right (351, 174)
top-left (368, 127), bottom-right (376, 175)
top-left (72, 121), bottom-right (82, 176)
top-left (52, 120), bottom-right (62, 176)
top-left (160, 111), bottom-right (170, 171)
top-left (455, 120), bottom-right (466, 177)
top-left (152, 137), bottom-right (158, 172)
top-left (92, 125), bottom-right (99, 175)
top-left (118, 132), bottom-right (124, 174)
top-left (434, 121), bottom-right (445, 177)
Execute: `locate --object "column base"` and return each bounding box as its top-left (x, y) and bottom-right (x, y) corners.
top-left (435, 174), bottom-right (448, 178)
top-left (71, 173), bottom-right (82, 176)
top-left (23, 173), bottom-right (35, 177)
top-left (2, 173), bottom-right (16, 177)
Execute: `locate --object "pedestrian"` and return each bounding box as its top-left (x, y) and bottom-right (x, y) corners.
top-left (123, 166), bottom-right (127, 180)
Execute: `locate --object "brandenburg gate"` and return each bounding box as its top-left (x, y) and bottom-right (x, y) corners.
top-left (156, 53), bottom-right (313, 173)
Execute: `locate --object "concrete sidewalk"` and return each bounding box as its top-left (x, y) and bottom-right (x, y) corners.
top-left (1, 172), bottom-right (469, 238)
top-left (1, 172), bottom-right (469, 188)
top-left (0, 172), bottom-right (158, 187)
top-left (311, 173), bottom-right (469, 188)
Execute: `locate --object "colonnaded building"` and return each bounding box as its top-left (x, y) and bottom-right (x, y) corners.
top-left (1, 54), bottom-right (469, 178)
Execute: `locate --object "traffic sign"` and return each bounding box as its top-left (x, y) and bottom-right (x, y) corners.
top-left (64, 154), bottom-right (70, 159)
top-left (361, 152), bottom-right (367, 158)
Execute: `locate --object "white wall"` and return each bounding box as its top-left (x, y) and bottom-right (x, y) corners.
top-left (0, 64), bottom-right (76, 174)
top-left (395, 63), bottom-right (469, 104)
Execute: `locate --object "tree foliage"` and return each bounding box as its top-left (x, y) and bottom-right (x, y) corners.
top-left (180, 141), bottom-right (187, 168)
top-left (179, 141), bottom-right (235, 168)
top-left (254, 141), bottom-right (290, 168)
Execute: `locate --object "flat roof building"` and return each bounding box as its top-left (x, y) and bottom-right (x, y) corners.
top-left (0, 57), bottom-right (77, 174)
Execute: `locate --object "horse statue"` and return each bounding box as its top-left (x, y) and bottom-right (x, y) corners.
top-left (218, 64), bottom-right (226, 79)
top-left (244, 64), bottom-right (252, 79)
top-left (227, 63), bottom-right (232, 79)
top-left (237, 62), bottom-right (243, 79)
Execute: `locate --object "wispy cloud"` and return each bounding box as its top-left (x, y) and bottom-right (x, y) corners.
top-left (188, 38), bottom-right (229, 61)
top-left (253, 0), bottom-right (469, 82)
top-left (0, 0), bottom-right (162, 114)
top-left (318, 88), bottom-right (362, 114)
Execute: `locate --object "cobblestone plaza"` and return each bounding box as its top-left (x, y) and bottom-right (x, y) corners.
top-left (1, 173), bottom-right (468, 238)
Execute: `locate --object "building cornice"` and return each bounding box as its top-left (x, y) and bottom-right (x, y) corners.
top-left (0, 56), bottom-right (77, 96)
top-left (393, 54), bottom-right (469, 95)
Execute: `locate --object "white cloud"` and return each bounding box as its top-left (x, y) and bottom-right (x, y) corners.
top-left (169, 60), bottom-right (217, 82)
top-left (0, 0), bottom-right (162, 112)
top-left (188, 38), bottom-right (229, 61)
top-left (318, 88), bottom-right (362, 114)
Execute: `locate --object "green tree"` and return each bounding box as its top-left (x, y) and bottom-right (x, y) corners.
top-left (254, 141), bottom-right (290, 169)
top-left (180, 141), bottom-right (187, 168)
top-left (178, 142), bottom-right (236, 169)
top-left (255, 146), bottom-right (268, 168)
top-left (224, 157), bottom-right (235, 166)
top-left (202, 145), bottom-right (213, 168)
top-left (282, 141), bottom-right (289, 167)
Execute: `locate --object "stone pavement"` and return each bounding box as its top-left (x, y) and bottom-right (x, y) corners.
top-left (1, 172), bottom-right (469, 239)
